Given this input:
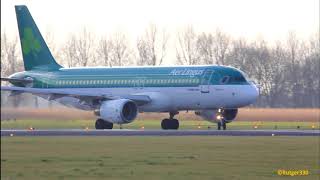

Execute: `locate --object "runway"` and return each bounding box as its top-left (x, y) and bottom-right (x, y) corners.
top-left (1, 129), bottom-right (319, 136)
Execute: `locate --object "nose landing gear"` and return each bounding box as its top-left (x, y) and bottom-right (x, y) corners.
top-left (216, 110), bottom-right (227, 130)
top-left (217, 120), bottom-right (227, 130)
top-left (161, 112), bottom-right (179, 130)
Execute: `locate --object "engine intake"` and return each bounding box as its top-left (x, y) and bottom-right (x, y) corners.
top-left (222, 109), bottom-right (238, 121)
top-left (95, 99), bottom-right (138, 124)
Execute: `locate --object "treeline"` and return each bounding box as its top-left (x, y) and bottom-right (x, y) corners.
top-left (1, 25), bottom-right (319, 108)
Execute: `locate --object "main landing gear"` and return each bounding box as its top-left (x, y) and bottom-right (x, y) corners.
top-left (161, 112), bottom-right (179, 130)
top-left (216, 109), bottom-right (227, 130)
top-left (95, 119), bottom-right (113, 129)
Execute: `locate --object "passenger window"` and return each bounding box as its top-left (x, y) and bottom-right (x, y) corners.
top-left (220, 76), bottom-right (230, 84)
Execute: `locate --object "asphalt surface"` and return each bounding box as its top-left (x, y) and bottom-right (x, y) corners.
top-left (1, 129), bottom-right (319, 136)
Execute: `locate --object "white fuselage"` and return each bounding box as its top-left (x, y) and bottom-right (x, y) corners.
top-left (54, 84), bottom-right (259, 112)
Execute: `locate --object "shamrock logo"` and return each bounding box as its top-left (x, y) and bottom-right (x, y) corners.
top-left (22, 27), bottom-right (41, 56)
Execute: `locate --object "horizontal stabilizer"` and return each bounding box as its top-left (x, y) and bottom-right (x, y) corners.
top-left (1, 77), bottom-right (33, 83)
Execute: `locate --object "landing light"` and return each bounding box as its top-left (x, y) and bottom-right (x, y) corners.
top-left (216, 115), bottom-right (223, 120)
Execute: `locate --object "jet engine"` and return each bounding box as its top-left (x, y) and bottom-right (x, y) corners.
top-left (95, 99), bottom-right (138, 124)
top-left (195, 109), bottom-right (238, 123)
top-left (195, 110), bottom-right (217, 122)
top-left (221, 109), bottom-right (238, 122)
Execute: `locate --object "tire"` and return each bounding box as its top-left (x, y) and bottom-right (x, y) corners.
top-left (95, 119), bottom-right (104, 129)
top-left (95, 119), bottom-right (113, 129)
top-left (161, 118), bottom-right (170, 130)
top-left (172, 119), bottom-right (179, 130)
top-left (103, 121), bottom-right (113, 129)
top-left (161, 119), bottom-right (179, 130)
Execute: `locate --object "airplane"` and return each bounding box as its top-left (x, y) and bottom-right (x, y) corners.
top-left (1, 5), bottom-right (259, 130)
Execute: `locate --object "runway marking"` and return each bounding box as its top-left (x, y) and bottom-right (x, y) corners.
top-left (1, 129), bottom-right (319, 136)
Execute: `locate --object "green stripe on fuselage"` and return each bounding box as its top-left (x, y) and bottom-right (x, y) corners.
top-left (11, 65), bottom-right (249, 88)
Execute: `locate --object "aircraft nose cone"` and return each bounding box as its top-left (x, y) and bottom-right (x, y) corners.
top-left (250, 85), bottom-right (259, 103)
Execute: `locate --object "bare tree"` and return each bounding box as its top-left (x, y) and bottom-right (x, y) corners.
top-left (176, 26), bottom-right (200, 65)
top-left (96, 35), bottom-right (113, 66)
top-left (1, 32), bottom-right (24, 107)
top-left (63, 34), bottom-right (77, 67)
top-left (45, 29), bottom-right (60, 63)
top-left (286, 31), bottom-right (304, 107)
top-left (136, 24), bottom-right (169, 66)
top-left (212, 29), bottom-right (230, 65)
top-left (299, 33), bottom-right (320, 107)
top-left (198, 29), bottom-right (230, 65)
top-left (197, 32), bottom-right (214, 64)
top-left (287, 32), bottom-right (300, 71)
top-left (1, 32), bottom-right (9, 77)
top-left (225, 38), bottom-right (249, 71)
top-left (267, 41), bottom-right (288, 107)
top-left (62, 28), bottom-right (95, 67)
top-left (109, 32), bottom-right (133, 66)
top-left (75, 28), bottom-right (95, 67)
top-left (1, 32), bottom-right (22, 76)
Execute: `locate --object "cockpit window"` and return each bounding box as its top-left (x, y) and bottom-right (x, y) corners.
top-left (238, 70), bottom-right (249, 81)
top-left (229, 71), bottom-right (247, 84)
top-left (233, 75), bottom-right (246, 82)
top-left (220, 76), bottom-right (230, 84)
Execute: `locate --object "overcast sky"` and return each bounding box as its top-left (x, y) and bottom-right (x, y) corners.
top-left (1, 0), bottom-right (319, 43)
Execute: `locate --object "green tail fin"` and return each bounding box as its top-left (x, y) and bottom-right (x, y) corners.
top-left (15, 5), bottom-right (62, 71)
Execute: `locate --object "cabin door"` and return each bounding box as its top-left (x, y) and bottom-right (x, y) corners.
top-left (200, 69), bottom-right (213, 93)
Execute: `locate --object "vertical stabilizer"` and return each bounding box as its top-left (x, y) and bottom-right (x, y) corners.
top-left (15, 5), bottom-right (62, 71)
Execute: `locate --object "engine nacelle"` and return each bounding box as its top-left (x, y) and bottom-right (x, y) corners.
top-left (195, 109), bottom-right (238, 123)
top-left (222, 109), bottom-right (238, 122)
top-left (195, 110), bottom-right (217, 122)
top-left (95, 99), bottom-right (138, 124)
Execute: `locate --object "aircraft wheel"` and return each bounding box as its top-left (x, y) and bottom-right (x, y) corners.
top-left (161, 118), bottom-right (170, 130)
top-left (161, 119), bottom-right (179, 130)
top-left (171, 119), bottom-right (179, 130)
top-left (95, 119), bottom-right (113, 129)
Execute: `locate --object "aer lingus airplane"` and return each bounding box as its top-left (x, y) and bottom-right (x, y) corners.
top-left (1, 5), bottom-right (258, 130)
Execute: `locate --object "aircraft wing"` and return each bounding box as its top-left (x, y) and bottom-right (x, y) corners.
top-left (1, 86), bottom-right (151, 105)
